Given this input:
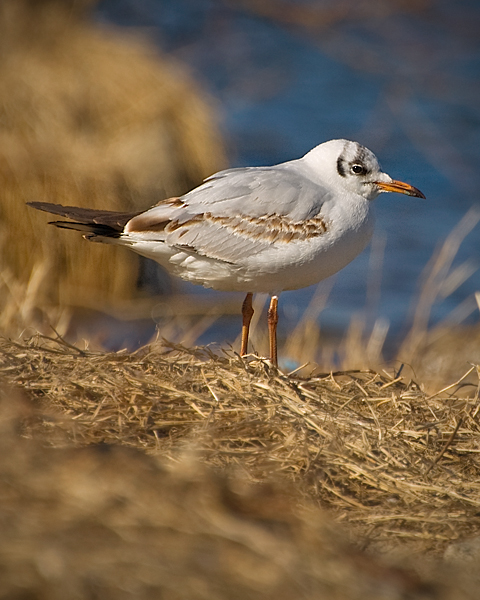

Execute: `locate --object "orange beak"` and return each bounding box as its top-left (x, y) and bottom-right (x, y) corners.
top-left (376, 179), bottom-right (425, 199)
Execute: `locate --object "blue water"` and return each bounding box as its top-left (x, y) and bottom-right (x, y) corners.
top-left (95, 0), bottom-right (480, 352)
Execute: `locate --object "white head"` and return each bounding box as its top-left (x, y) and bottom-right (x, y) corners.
top-left (302, 139), bottom-right (425, 201)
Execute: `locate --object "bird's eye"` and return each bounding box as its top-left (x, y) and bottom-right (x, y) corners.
top-left (351, 164), bottom-right (365, 175)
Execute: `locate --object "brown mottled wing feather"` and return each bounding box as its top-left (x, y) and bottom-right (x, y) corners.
top-left (27, 202), bottom-right (142, 231)
top-left (122, 166), bottom-right (333, 263)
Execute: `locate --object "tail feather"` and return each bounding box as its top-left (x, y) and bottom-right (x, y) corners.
top-left (52, 220), bottom-right (122, 238)
top-left (27, 202), bottom-right (143, 238)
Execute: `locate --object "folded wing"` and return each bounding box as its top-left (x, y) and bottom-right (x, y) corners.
top-left (126, 166), bottom-right (332, 264)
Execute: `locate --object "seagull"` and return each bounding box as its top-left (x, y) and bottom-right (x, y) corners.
top-left (28, 139), bottom-right (425, 367)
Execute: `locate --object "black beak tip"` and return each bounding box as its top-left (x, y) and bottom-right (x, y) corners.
top-left (411, 187), bottom-right (426, 199)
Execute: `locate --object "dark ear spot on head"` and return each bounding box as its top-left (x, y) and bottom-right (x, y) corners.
top-left (337, 157), bottom-right (347, 177)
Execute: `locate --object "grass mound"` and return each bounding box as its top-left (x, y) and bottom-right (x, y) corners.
top-left (3, 334), bottom-right (479, 559)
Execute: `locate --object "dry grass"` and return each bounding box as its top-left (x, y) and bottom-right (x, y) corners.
top-left (3, 334), bottom-right (479, 560)
top-left (5, 382), bottom-right (480, 599)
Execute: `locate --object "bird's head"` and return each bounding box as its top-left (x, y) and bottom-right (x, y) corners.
top-left (304, 139), bottom-right (425, 201)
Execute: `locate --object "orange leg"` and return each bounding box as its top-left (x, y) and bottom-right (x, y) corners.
top-left (267, 295), bottom-right (279, 367)
top-left (240, 292), bottom-right (254, 356)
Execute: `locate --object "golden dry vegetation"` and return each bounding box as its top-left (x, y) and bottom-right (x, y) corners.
top-left (0, 0), bottom-right (226, 309)
top-left (1, 335), bottom-right (480, 598)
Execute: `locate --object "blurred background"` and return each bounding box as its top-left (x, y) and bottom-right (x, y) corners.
top-left (2, 0), bottom-right (480, 376)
